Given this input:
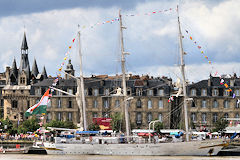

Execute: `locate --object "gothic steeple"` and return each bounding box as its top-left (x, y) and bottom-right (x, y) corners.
top-left (31, 58), bottom-right (39, 78)
top-left (42, 66), bottom-right (47, 79)
top-left (19, 31), bottom-right (31, 84)
top-left (21, 32), bottom-right (28, 52)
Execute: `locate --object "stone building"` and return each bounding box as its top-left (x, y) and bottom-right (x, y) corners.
top-left (2, 32), bottom-right (48, 122)
top-left (187, 74), bottom-right (240, 131)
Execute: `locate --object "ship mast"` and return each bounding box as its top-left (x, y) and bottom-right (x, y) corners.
top-left (119, 10), bottom-right (131, 140)
top-left (78, 30), bottom-right (88, 131)
top-left (177, 5), bottom-right (189, 142)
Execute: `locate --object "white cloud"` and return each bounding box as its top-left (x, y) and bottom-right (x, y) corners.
top-left (0, 0), bottom-right (239, 83)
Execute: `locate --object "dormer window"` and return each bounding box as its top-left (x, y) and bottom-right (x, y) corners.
top-left (212, 89), bottom-right (218, 96)
top-left (93, 89), bottom-right (98, 96)
top-left (224, 89), bottom-right (229, 96)
top-left (158, 89), bottom-right (164, 96)
top-left (235, 89), bottom-right (240, 96)
top-left (105, 89), bottom-right (109, 96)
top-left (201, 89), bottom-right (207, 96)
top-left (136, 89), bottom-right (142, 96)
top-left (191, 89), bottom-right (196, 96)
top-left (147, 90), bottom-right (153, 96)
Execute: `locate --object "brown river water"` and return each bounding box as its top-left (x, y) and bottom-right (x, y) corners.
top-left (0, 155), bottom-right (238, 160)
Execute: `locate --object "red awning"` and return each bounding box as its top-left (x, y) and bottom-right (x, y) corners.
top-left (138, 133), bottom-right (153, 136)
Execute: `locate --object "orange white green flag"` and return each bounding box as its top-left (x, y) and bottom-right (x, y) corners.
top-left (25, 88), bottom-right (50, 117)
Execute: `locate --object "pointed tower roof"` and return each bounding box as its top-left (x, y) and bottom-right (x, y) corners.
top-left (10, 58), bottom-right (18, 80)
top-left (42, 66), bottom-right (47, 79)
top-left (31, 58), bottom-right (39, 78)
top-left (12, 58), bottom-right (17, 70)
top-left (21, 32), bottom-right (28, 50)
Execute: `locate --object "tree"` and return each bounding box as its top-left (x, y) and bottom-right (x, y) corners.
top-left (154, 122), bottom-right (164, 134)
top-left (45, 120), bottom-right (76, 129)
top-left (212, 118), bottom-right (228, 132)
top-left (110, 112), bottom-right (122, 132)
top-left (88, 123), bottom-right (100, 131)
top-left (0, 117), bottom-right (13, 133)
top-left (18, 116), bottom-right (40, 133)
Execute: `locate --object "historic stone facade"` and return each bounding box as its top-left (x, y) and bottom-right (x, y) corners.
top-left (30, 73), bottom-right (173, 129)
top-left (187, 74), bottom-right (240, 131)
top-left (2, 32), bottom-right (48, 122)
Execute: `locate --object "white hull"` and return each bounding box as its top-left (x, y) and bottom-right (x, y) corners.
top-left (43, 140), bottom-right (224, 156)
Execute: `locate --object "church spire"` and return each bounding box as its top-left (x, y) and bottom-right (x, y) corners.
top-left (42, 66), bottom-right (47, 79)
top-left (21, 32), bottom-right (28, 52)
top-left (31, 58), bottom-right (39, 78)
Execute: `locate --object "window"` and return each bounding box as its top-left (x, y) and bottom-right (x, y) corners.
top-left (11, 100), bottom-right (18, 108)
top-left (147, 112), bottom-right (152, 123)
top-left (191, 101), bottom-right (196, 107)
top-left (213, 100), bottom-right (218, 108)
top-left (68, 112), bottom-right (72, 121)
top-left (21, 90), bottom-right (24, 94)
top-left (224, 100), bottom-right (229, 108)
top-left (191, 89), bottom-right (196, 96)
top-left (92, 112), bottom-right (98, 118)
top-left (93, 89), bottom-right (99, 96)
top-left (136, 112), bottom-right (142, 124)
top-left (104, 100), bottom-right (109, 108)
top-left (201, 89), bottom-right (207, 96)
top-left (158, 89), bottom-right (164, 96)
top-left (236, 100), bottom-right (240, 108)
top-left (235, 113), bottom-right (239, 118)
top-left (158, 100), bottom-right (163, 109)
top-left (202, 100), bottom-right (206, 108)
top-left (57, 98), bottom-right (61, 108)
top-left (158, 113), bottom-right (162, 122)
top-left (57, 112), bottom-right (62, 121)
top-left (105, 89), bottom-right (109, 96)
top-left (47, 99), bottom-right (51, 108)
top-left (115, 100), bottom-right (120, 108)
top-left (202, 113), bottom-right (207, 123)
top-left (191, 113), bottom-right (196, 122)
top-left (68, 89), bottom-right (73, 94)
top-left (224, 113), bottom-right (229, 119)
top-left (147, 90), bottom-right (153, 96)
top-left (20, 77), bottom-right (25, 84)
top-left (93, 100), bottom-right (98, 108)
top-left (68, 100), bottom-right (72, 108)
top-left (57, 91), bottom-right (62, 96)
top-left (224, 90), bottom-right (229, 96)
top-left (235, 89), bottom-right (240, 96)
top-left (212, 113), bottom-right (218, 123)
top-left (35, 88), bottom-right (41, 95)
top-left (136, 89), bottom-right (142, 96)
top-left (213, 89), bottom-right (218, 96)
top-left (147, 100), bottom-right (152, 109)
top-left (47, 112), bottom-right (52, 122)
top-left (1, 99), bottom-right (4, 106)
top-left (136, 99), bottom-right (141, 108)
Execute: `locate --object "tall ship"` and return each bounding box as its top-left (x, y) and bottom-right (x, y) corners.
top-left (33, 6), bottom-right (226, 156)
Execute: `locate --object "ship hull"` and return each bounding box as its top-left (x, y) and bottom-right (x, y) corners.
top-left (43, 140), bottom-right (224, 156)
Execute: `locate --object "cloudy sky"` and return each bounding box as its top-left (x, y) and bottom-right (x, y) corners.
top-left (0, 0), bottom-right (239, 82)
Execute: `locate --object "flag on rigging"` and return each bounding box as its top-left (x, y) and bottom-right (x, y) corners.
top-left (25, 88), bottom-right (50, 117)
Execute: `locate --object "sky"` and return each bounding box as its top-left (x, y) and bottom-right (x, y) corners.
top-left (0, 0), bottom-right (239, 82)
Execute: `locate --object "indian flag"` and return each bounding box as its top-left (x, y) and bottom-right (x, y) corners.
top-left (25, 88), bottom-right (50, 117)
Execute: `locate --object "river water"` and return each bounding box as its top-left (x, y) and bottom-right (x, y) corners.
top-left (0, 155), bottom-right (239, 160)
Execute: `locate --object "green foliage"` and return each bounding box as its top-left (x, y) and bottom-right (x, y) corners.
top-left (110, 112), bottom-right (122, 132)
top-left (212, 118), bottom-right (228, 132)
top-left (154, 122), bottom-right (164, 134)
top-left (0, 117), bottom-right (13, 133)
top-left (88, 123), bottom-right (100, 131)
top-left (18, 116), bottom-right (40, 133)
top-left (45, 120), bottom-right (76, 129)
